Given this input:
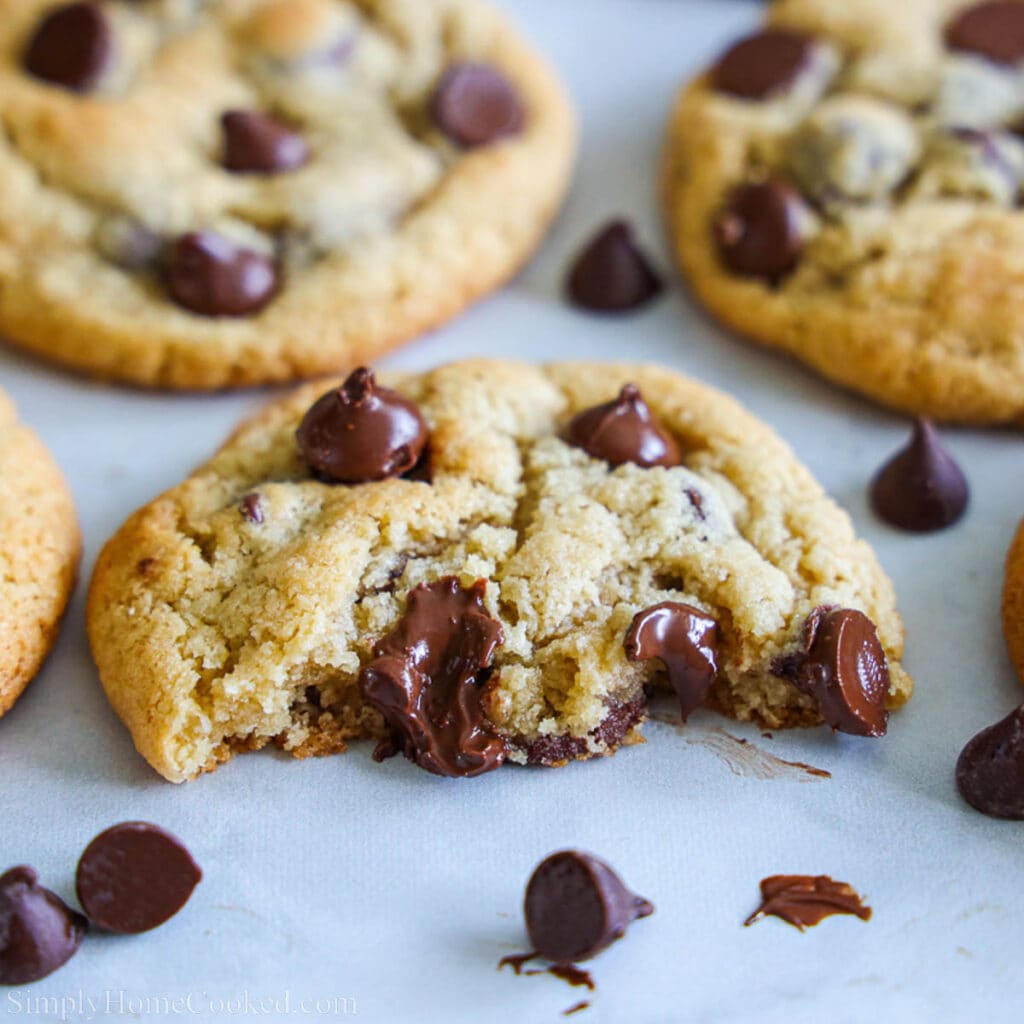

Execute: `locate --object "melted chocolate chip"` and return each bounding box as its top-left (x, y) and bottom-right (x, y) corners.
top-left (359, 578), bottom-right (506, 778)
top-left (744, 875), bottom-right (871, 930)
top-left (76, 822), bottom-right (201, 935)
top-left (524, 851), bottom-right (653, 963)
top-left (240, 493), bottom-right (264, 524)
top-left (0, 866), bottom-right (86, 985)
top-left (714, 181), bottom-right (808, 281)
top-left (870, 419), bottom-right (969, 532)
top-left (956, 706), bottom-right (1024, 819)
top-left (296, 368), bottom-right (429, 484)
top-left (711, 29), bottom-right (815, 100)
top-left (625, 603), bottom-right (718, 720)
top-left (520, 696), bottom-right (647, 766)
top-left (946, 1), bottom-right (1024, 65)
top-left (24, 1), bottom-right (112, 92)
top-left (780, 608), bottom-right (890, 737)
top-left (566, 221), bottom-right (663, 313)
top-left (222, 111), bottom-right (309, 174)
top-left (563, 385), bottom-right (681, 469)
top-left (432, 62), bottom-right (525, 147)
top-left (165, 232), bottom-right (279, 317)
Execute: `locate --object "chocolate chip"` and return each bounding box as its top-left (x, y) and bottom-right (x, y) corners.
top-left (165, 232), bottom-right (279, 317)
top-left (946, 1), bottom-right (1024, 65)
top-left (783, 608), bottom-right (890, 737)
top-left (870, 419), bottom-right (969, 533)
top-left (566, 221), bottom-right (663, 313)
top-left (222, 111), bottom-right (309, 174)
top-left (359, 577), bottom-right (506, 778)
top-left (0, 866), bottom-right (87, 985)
top-left (240, 493), bottom-right (264, 524)
top-left (296, 368), bottom-right (429, 484)
top-left (431, 62), bottom-right (524, 147)
top-left (956, 706), bottom-right (1024, 819)
top-left (711, 29), bottom-right (815, 100)
top-left (563, 384), bottom-right (681, 469)
top-left (24, 1), bottom-right (112, 92)
top-left (75, 822), bottom-right (202, 934)
top-left (624, 603), bottom-right (718, 720)
top-left (524, 852), bottom-right (653, 964)
top-left (744, 875), bottom-right (871, 930)
top-left (714, 180), bottom-right (808, 281)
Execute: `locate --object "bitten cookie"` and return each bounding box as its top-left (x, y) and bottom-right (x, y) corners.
top-left (1003, 519), bottom-right (1024, 682)
top-left (87, 359), bottom-right (911, 783)
top-left (663, 0), bottom-right (1024, 425)
top-left (0, 390), bottom-right (80, 717)
top-left (0, 0), bottom-right (574, 389)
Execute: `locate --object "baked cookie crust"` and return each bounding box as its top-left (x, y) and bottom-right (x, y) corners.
top-left (0, 389), bottom-right (80, 717)
top-left (86, 359), bottom-right (911, 782)
top-left (663, 0), bottom-right (1024, 425)
top-left (0, 0), bottom-right (574, 389)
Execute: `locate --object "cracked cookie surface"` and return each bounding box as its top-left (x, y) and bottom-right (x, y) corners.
top-left (0, 389), bottom-right (80, 718)
top-left (664, 0), bottom-right (1024, 425)
top-left (86, 359), bottom-right (911, 783)
top-left (0, 0), bottom-right (573, 389)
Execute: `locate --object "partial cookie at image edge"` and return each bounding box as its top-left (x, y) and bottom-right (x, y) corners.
top-left (0, 389), bottom-right (81, 718)
top-left (660, 0), bottom-right (1024, 426)
top-left (0, 0), bottom-right (576, 390)
top-left (1002, 518), bottom-right (1024, 684)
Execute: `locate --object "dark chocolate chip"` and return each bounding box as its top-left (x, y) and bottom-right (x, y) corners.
top-left (566, 221), bottom-right (663, 313)
top-left (946, 1), bottom-right (1024, 65)
top-left (222, 110), bottom-right (309, 174)
top-left (296, 368), bottom-right (429, 484)
top-left (870, 418), bottom-right (969, 533)
top-left (714, 180), bottom-right (808, 280)
top-left (24, 1), bottom-right (112, 92)
top-left (240, 493), bottom-right (264, 524)
top-left (744, 875), bottom-right (872, 930)
top-left (786, 607), bottom-right (890, 737)
top-left (956, 705), bottom-right (1024, 819)
top-left (711, 28), bottom-right (815, 100)
top-left (359, 577), bottom-right (506, 778)
top-left (524, 851), bottom-right (653, 964)
top-left (563, 384), bottom-right (681, 469)
top-left (75, 822), bottom-right (202, 935)
top-left (165, 232), bottom-right (279, 317)
top-left (519, 696), bottom-right (647, 766)
top-left (431, 62), bottom-right (524, 147)
top-left (624, 602), bottom-right (718, 720)
top-left (0, 866), bottom-right (87, 985)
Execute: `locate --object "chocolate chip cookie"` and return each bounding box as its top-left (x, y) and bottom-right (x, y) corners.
top-left (1002, 518), bottom-right (1024, 683)
top-left (0, 389), bottom-right (80, 718)
top-left (0, 0), bottom-right (573, 389)
top-left (663, 0), bottom-right (1024, 425)
top-left (86, 359), bottom-right (911, 783)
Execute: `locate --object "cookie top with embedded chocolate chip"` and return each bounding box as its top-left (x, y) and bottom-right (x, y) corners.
top-left (0, 0), bottom-right (574, 389)
top-left (0, 388), bottom-right (81, 719)
top-left (86, 359), bottom-right (911, 783)
top-left (664, 0), bottom-right (1024, 425)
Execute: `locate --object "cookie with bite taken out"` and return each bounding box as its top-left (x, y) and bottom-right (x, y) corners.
top-left (86, 359), bottom-right (911, 782)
